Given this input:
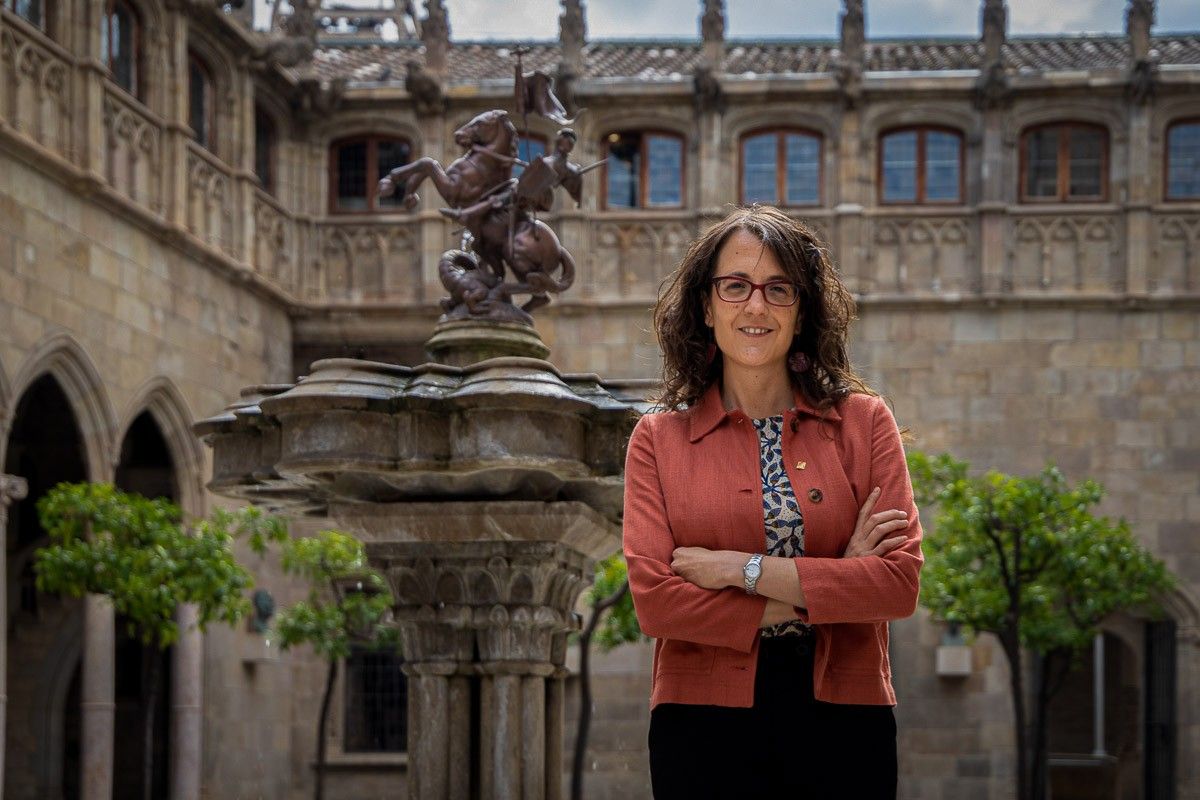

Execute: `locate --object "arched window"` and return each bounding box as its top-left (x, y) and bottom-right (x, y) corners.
top-left (6, 0), bottom-right (50, 32)
top-left (879, 126), bottom-right (963, 204)
top-left (101, 0), bottom-right (140, 98)
top-left (188, 52), bottom-right (215, 151)
top-left (329, 135), bottom-right (413, 213)
top-left (255, 107), bottom-right (277, 193)
top-left (740, 128), bottom-right (821, 207)
top-left (515, 134), bottom-right (547, 177)
top-left (1165, 119), bottom-right (1200, 201)
top-left (1020, 122), bottom-right (1108, 202)
top-left (602, 130), bottom-right (684, 210)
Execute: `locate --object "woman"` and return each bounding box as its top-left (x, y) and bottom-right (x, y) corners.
top-left (623, 205), bottom-right (922, 798)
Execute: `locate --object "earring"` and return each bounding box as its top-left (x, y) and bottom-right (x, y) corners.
top-left (788, 351), bottom-right (811, 373)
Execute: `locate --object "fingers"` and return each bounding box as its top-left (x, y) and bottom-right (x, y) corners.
top-left (865, 518), bottom-right (910, 549)
top-left (856, 486), bottom-right (881, 529)
top-left (871, 535), bottom-right (908, 557)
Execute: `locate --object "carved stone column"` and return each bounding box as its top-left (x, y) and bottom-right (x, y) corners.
top-left (169, 603), bottom-right (202, 800)
top-left (834, 0), bottom-right (866, 290)
top-left (1124, 0), bottom-right (1156, 294)
top-left (75, 0), bottom-right (109, 180)
top-left (0, 474), bottom-right (28, 800)
top-left (81, 594), bottom-right (115, 800)
top-left (976, 0), bottom-right (1010, 295)
top-left (164, 7), bottom-right (191, 232)
top-left (353, 503), bottom-right (617, 800)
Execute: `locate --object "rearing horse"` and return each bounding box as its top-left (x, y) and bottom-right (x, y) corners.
top-left (378, 110), bottom-right (518, 211)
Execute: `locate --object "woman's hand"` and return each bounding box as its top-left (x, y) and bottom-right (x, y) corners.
top-left (671, 547), bottom-right (742, 590)
top-left (843, 486), bottom-right (910, 558)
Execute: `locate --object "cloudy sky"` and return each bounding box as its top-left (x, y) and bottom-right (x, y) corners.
top-left (438, 0), bottom-right (1199, 40)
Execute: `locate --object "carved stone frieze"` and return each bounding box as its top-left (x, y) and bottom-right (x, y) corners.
top-left (101, 88), bottom-right (164, 213)
top-left (1010, 212), bottom-right (1124, 292)
top-left (1151, 213), bottom-right (1200, 292)
top-left (870, 215), bottom-right (977, 294)
top-left (2, 24), bottom-right (74, 159)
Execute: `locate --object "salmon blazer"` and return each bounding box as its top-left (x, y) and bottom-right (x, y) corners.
top-left (623, 383), bottom-right (923, 708)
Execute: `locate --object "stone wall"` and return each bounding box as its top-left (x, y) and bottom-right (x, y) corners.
top-left (0, 153), bottom-right (299, 799)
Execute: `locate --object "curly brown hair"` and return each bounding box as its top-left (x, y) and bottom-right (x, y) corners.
top-left (652, 205), bottom-right (875, 412)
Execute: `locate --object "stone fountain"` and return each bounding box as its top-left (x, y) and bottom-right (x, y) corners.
top-left (196, 62), bottom-right (641, 800)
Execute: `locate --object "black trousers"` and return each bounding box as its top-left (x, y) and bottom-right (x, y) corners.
top-left (648, 636), bottom-right (897, 799)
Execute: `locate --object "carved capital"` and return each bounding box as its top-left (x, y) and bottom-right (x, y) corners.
top-left (375, 541), bottom-right (591, 666)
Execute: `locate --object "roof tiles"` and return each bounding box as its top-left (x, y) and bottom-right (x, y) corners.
top-left (310, 34), bottom-right (1200, 84)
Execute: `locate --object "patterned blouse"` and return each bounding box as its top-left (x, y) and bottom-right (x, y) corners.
top-left (753, 415), bottom-right (812, 639)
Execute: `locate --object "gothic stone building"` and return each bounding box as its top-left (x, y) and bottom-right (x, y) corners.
top-left (1, 0), bottom-right (1199, 797)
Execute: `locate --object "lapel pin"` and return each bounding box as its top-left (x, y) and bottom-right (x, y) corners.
top-left (796, 461), bottom-right (807, 470)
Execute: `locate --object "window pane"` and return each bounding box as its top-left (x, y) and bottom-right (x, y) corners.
top-left (606, 132), bottom-right (640, 209)
top-left (742, 133), bottom-right (778, 204)
top-left (113, 5), bottom-right (136, 96)
top-left (15, 0), bottom-right (43, 28)
top-left (1068, 128), bottom-right (1104, 198)
top-left (924, 131), bottom-right (961, 202)
top-left (1168, 122), bottom-right (1200, 199)
top-left (882, 131), bottom-right (918, 202)
top-left (336, 141), bottom-right (368, 211)
top-left (255, 115), bottom-right (274, 194)
top-left (784, 133), bottom-right (820, 206)
top-left (344, 647), bottom-right (407, 753)
top-left (376, 139), bottom-right (412, 209)
top-left (515, 137), bottom-right (546, 177)
top-left (101, 12), bottom-right (110, 69)
top-left (1025, 128), bottom-right (1059, 198)
top-left (646, 134), bottom-right (682, 206)
top-left (189, 60), bottom-right (208, 148)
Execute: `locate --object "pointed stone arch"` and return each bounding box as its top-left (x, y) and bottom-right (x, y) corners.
top-left (10, 334), bottom-right (116, 483)
top-left (116, 377), bottom-right (206, 518)
top-left (0, 352), bottom-right (11, 434)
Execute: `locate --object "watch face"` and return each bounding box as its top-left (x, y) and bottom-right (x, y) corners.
top-left (745, 562), bottom-right (762, 579)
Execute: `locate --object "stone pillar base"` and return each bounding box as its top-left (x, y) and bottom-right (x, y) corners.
top-left (425, 319), bottom-right (551, 367)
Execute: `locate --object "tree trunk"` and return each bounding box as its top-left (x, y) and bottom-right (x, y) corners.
top-left (315, 659), bottom-right (337, 800)
top-left (1030, 651), bottom-right (1050, 800)
top-left (142, 646), bottom-right (162, 800)
top-left (571, 581), bottom-right (629, 800)
top-left (1000, 632), bottom-right (1030, 800)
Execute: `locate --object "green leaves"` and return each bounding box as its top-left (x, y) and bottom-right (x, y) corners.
top-left (34, 482), bottom-right (263, 649)
top-left (272, 530), bottom-right (397, 661)
top-left (587, 553), bottom-right (645, 651)
top-left (909, 452), bottom-right (1176, 658)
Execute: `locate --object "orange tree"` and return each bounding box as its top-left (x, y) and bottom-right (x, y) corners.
top-left (908, 453), bottom-right (1174, 800)
top-left (34, 482), bottom-right (284, 800)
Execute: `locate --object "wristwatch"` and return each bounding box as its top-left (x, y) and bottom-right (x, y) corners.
top-left (743, 554), bottom-right (764, 595)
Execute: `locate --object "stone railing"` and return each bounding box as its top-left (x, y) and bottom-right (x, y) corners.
top-left (185, 141), bottom-right (237, 260)
top-left (865, 210), bottom-right (979, 296)
top-left (1151, 209), bottom-right (1200, 293)
top-left (251, 188), bottom-right (300, 295)
top-left (1, 13), bottom-right (74, 162)
top-left (311, 217), bottom-right (423, 303)
top-left (1006, 207), bottom-right (1125, 294)
top-left (101, 86), bottom-right (165, 217)
top-left (582, 211), bottom-right (698, 301)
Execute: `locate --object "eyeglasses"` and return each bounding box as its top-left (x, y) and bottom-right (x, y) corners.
top-left (711, 276), bottom-right (799, 306)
